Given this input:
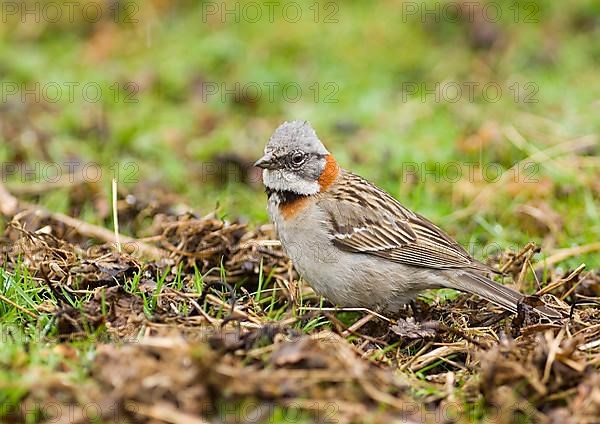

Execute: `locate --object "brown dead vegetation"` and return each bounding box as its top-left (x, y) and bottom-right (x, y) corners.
top-left (0, 181), bottom-right (599, 423)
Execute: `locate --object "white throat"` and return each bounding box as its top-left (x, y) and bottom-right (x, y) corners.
top-left (262, 169), bottom-right (320, 195)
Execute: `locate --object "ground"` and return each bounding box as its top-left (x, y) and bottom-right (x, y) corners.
top-left (0, 1), bottom-right (599, 423)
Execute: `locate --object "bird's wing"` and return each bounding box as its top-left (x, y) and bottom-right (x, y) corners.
top-left (318, 171), bottom-right (493, 272)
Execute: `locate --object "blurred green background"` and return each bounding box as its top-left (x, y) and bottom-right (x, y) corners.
top-left (0, 0), bottom-right (598, 269)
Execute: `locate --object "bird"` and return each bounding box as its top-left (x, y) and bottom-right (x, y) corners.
top-left (254, 120), bottom-right (561, 318)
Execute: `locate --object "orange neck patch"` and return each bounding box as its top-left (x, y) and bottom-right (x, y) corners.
top-left (318, 154), bottom-right (339, 191)
top-left (279, 196), bottom-right (310, 220)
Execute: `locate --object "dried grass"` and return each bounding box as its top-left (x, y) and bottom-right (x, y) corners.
top-left (0, 182), bottom-right (599, 423)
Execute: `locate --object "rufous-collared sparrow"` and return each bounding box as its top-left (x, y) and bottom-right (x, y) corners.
top-left (255, 121), bottom-right (560, 318)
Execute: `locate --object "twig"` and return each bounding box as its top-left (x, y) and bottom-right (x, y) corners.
top-left (399, 341), bottom-right (433, 371)
top-left (0, 293), bottom-right (38, 319)
top-left (343, 314), bottom-right (375, 336)
top-left (409, 342), bottom-right (468, 372)
top-left (125, 401), bottom-right (209, 424)
top-left (542, 329), bottom-right (565, 384)
top-left (0, 180), bottom-right (165, 260)
top-left (533, 243), bottom-right (599, 270)
top-left (111, 178), bottom-right (122, 253)
top-left (27, 206), bottom-right (165, 260)
top-left (500, 242), bottom-right (535, 274)
top-left (536, 263), bottom-right (586, 296)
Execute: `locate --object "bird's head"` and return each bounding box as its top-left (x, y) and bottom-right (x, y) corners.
top-left (255, 121), bottom-right (339, 195)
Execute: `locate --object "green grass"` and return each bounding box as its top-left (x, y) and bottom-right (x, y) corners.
top-left (0, 265), bottom-right (81, 419)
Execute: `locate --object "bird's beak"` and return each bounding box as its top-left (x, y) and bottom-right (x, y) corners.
top-left (254, 153), bottom-right (277, 170)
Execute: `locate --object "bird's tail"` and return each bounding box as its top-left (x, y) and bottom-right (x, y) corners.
top-left (445, 271), bottom-right (562, 318)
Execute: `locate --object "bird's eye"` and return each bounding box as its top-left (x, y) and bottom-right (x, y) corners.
top-left (290, 151), bottom-right (306, 166)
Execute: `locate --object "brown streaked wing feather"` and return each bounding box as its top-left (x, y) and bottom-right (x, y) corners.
top-left (331, 217), bottom-right (417, 253)
top-left (319, 171), bottom-right (493, 272)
